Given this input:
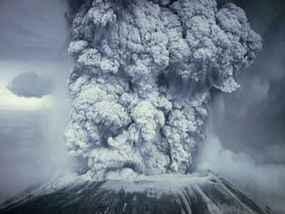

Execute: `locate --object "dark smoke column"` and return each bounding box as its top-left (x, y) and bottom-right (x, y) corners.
top-left (65, 0), bottom-right (262, 180)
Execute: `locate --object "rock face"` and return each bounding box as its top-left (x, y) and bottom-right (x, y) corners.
top-left (0, 172), bottom-right (271, 214)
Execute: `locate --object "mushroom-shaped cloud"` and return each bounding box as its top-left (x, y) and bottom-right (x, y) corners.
top-left (7, 72), bottom-right (53, 98)
top-left (65, 0), bottom-right (262, 180)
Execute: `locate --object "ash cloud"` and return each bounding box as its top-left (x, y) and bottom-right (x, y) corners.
top-left (197, 1), bottom-right (285, 212)
top-left (198, 131), bottom-right (285, 213)
top-left (66, 0), bottom-right (261, 180)
top-left (7, 72), bottom-right (54, 98)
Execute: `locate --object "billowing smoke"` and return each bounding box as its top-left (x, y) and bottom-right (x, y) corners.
top-left (7, 72), bottom-right (54, 98)
top-left (65, 0), bottom-right (261, 180)
top-left (197, 1), bottom-right (285, 212)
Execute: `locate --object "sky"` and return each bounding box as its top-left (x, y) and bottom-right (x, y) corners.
top-left (0, 0), bottom-right (71, 110)
top-left (0, 0), bottom-right (72, 201)
top-left (0, 0), bottom-right (285, 213)
top-left (198, 1), bottom-right (285, 212)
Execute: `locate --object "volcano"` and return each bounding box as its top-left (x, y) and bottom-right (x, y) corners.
top-left (0, 171), bottom-right (271, 214)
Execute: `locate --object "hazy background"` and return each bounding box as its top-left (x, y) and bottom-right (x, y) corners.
top-left (0, 0), bottom-right (72, 201)
top-left (199, 1), bottom-right (285, 213)
top-left (0, 0), bottom-right (285, 213)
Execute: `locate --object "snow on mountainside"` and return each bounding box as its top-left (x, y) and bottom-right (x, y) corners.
top-left (0, 171), bottom-right (272, 214)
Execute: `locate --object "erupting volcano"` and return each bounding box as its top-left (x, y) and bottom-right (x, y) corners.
top-left (1, 0), bottom-right (274, 214)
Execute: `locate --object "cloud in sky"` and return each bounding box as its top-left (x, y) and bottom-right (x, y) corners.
top-left (7, 72), bottom-right (54, 98)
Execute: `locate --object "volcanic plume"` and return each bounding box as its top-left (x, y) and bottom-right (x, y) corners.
top-left (65, 0), bottom-right (262, 180)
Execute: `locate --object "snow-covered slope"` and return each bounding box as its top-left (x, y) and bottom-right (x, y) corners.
top-left (0, 171), bottom-right (271, 214)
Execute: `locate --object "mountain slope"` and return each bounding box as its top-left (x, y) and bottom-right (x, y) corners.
top-left (0, 172), bottom-right (271, 214)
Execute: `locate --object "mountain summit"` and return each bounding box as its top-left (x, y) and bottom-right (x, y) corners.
top-left (0, 171), bottom-right (271, 214)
